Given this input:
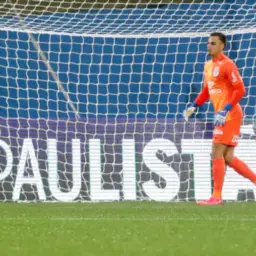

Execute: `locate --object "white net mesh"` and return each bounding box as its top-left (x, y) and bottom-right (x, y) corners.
top-left (1, 1), bottom-right (256, 36)
top-left (0, 0), bottom-right (256, 202)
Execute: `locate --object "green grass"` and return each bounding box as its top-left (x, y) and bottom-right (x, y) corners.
top-left (1, 202), bottom-right (256, 256)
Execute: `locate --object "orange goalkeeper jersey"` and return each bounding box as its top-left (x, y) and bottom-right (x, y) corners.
top-left (195, 53), bottom-right (246, 121)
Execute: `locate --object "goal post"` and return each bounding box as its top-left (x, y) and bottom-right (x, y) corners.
top-left (0, 0), bottom-right (256, 202)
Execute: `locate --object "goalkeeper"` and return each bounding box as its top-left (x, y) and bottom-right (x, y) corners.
top-left (184, 32), bottom-right (256, 205)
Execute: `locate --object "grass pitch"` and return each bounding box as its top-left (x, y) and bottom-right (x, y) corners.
top-left (1, 202), bottom-right (256, 256)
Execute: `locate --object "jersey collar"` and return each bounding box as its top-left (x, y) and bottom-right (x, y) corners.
top-left (212, 53), bottom-right (225, 62)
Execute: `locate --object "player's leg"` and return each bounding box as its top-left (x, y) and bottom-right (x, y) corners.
top-left (211, 143), bottom-right (228, 200)
top-left (196, 142), bottom-right (227, 205)
top-left (224, 146), bottom-right (256, 184)
top-left (196, 123), bottom-right (231, 205)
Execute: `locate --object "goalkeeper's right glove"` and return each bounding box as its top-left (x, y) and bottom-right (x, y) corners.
top-left (183, 102), bottom-right (197, 121)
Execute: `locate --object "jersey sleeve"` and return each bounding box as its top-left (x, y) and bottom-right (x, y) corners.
top-left (194, 64), bottom-right (209, 106)
top-left (194, 87), bottom-right (209, 107)
top-left (225, 61), bottom-right (246, 107)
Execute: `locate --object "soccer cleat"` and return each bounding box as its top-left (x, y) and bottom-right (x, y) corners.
top-left (196, 196), bottom-right (224, 205)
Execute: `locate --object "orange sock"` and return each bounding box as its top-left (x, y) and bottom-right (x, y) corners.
top-left (212, 158), bottom-right (225, 199)
top-left (228, 157), bottom-right (256, 184)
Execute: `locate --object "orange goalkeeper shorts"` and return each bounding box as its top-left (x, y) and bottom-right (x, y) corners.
top-left (212, 118), bottom-right (242, 147)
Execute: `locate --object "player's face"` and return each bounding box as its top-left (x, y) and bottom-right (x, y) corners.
top-left (207, 36), bottom-right (224, 58)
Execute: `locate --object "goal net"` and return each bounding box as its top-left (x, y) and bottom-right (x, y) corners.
top-left (0, 0), bottom-right (256, 202)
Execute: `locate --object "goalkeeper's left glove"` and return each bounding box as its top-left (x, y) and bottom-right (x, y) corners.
top-left (214, 104), bottom-right (232, 127)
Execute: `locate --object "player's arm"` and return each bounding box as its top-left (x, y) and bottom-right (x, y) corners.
top-left (194, 83), bottom-right (210, 106)
top-left (183, 76), bottom-right (209, 121)
top-left (225, 62), bottom-right (246, 110)
top-left (214, 62), bottom-right (246, 126)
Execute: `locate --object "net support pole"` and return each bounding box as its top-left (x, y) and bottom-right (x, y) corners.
top-left (7, 0), bottom-right (81, 120)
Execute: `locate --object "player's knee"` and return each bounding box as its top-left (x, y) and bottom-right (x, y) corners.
top-left (224, 158), bottom-right (230, 165)
top-left (211, 151), bottom-right (224, 159)
top-left (212, 144), bottom-right (225, 159)
top-left (224, 154), bottom-right (233, 165)
top-left (224, 147), bottom-right (235, 165)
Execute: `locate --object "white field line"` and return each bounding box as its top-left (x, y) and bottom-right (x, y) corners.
top-left (2, 217), bottom-right (256, 222)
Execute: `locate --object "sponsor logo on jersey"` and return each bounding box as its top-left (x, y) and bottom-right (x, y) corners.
top-left (209, 89), bottom-right (222, 94)
top-left (209, 88), bottom-right (222, 94)
top-left (232, 135), bottom-right (239, 143)
top-left (212, 66), bottom-right (220, 77)
top-left (213, 128), bottom-right (223, 135)
top-left (207, 80), bottom-right (221, 94)
top-left (231, 72), bottom-right (237, 83)
top-left (207, 81), bottom-right (214, 89)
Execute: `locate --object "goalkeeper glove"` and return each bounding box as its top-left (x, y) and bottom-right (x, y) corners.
top-left (214, 104), bottom-right (232, 127)
top-left (183, 102), bottom-right (197, 121)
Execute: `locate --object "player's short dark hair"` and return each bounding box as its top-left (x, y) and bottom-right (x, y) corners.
top-left (210, 32), bottom-right (227, 47)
